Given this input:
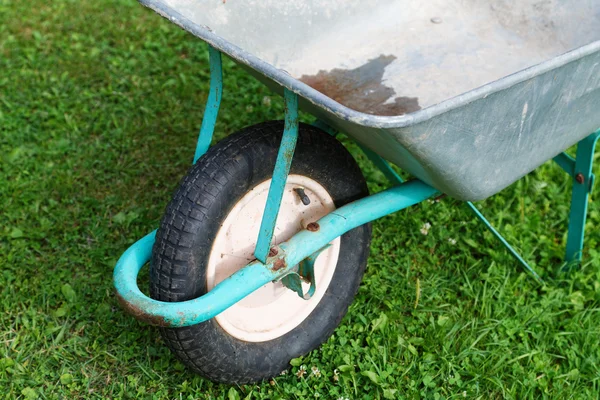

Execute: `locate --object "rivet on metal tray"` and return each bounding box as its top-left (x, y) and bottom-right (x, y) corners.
top-left (575, 173), bottom-right (585, 184)
top-left (430, 17), bottom-right (442, 24)
top-left (293, 187), bottom-right (311, 205)
top-left (268, 247), bottom-right (279, 257)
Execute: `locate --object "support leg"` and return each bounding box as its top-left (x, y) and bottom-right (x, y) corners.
top-left (312, 119), bottom-right (338, 137)
top-left (311, 119), bottom-right (404, 186)
top-left (564, 130), bottom-right (600, 265)
top-left (254, 89), bottom-right (300, 263)
top-left (114, 180), bottom-right (439, 327)
top-left (360, 146), bottom-right (405, 186)
top-left (466, 202), bottom-right (544, 284)
top-left (193, 45), bottom-right (223, 163)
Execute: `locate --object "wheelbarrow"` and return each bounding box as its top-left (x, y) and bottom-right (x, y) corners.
top-left (113, 0), bottom-right (600, 384)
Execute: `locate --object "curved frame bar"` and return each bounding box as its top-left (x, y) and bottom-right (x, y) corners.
top-left (113, 180), bottom-right (439, 327)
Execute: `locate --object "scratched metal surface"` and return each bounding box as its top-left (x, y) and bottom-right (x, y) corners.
top-left (140, 0), bottom-right (600, 200)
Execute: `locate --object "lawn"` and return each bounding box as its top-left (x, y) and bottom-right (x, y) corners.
top-left (1, 0), bottom-right (600, 399)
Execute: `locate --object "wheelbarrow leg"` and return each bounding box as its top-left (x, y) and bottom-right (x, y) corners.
top-left (193, 45), bottom-right (223, 163)
top-left (360, 146), bottom-right (405, 186)
top-left (563, 130), bottom-right (600, 267)
top-left (311, 119), bottom-right (405, 186)
top-left (189, 46), bottom-right (301, 264)
top-left (254, 89), bottom-right (299, 263)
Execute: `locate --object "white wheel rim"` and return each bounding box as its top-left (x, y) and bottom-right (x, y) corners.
top-left (206, 174), bottom-right (341, 342)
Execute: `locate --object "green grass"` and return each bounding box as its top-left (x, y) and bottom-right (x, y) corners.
top-left (1, 0), bottom-right (600, 398)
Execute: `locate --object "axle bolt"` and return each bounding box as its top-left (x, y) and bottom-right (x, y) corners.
top-left (293, 187), bottom-right (311, 206)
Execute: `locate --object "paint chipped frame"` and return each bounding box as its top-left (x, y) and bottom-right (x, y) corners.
top-left (113, 182), bottom-right (439, 327)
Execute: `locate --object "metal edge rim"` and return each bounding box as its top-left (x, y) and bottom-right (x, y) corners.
top-left (138, 0), bottom-right (600, 130)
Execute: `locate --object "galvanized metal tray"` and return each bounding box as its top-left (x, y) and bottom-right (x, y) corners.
top-left (140, 0), bottom-right (600, 200)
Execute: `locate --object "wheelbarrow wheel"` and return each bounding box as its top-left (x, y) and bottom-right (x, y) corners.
top-left (150, 121), bottom-right (371, 384)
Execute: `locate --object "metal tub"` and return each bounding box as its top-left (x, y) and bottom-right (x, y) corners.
top-left (140, 0), bottom-right (600, 200)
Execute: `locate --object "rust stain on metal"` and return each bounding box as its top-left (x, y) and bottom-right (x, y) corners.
top-left (575, 173), bottom-right (585, 184)
top-left (268, 247), bottom-right (279, 257)
top-left (299, 55), bottom-right (420, 116)
top-left (273, 258), bottom-right (286, 271)
top-left (115, 291), bottom-right (170, 327)
top-left (306, 222), bottom-right (320, 232)
top-left (284, 147), bottom-right (295, 161)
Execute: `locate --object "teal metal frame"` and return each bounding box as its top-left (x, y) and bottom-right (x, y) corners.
top-left (465, 202), bottom-right (543, 283)
top-left (193, 46), bottom-right (222, 164)
top-left (554, 129), bottom-right (600, 265)
top-left (364, 143), bottom-right (544, 283)
top-left (114, 180), bottom-right (438, 327)
top-left (254, 90), bottom-right (299, 263)
top-left (113, 45), bottom-right (598, 328)
top-left (354, 126), bottom-right (545, 283)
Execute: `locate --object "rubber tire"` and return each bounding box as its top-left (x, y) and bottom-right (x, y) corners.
top-left (150, 121), bottom-right (371, 384)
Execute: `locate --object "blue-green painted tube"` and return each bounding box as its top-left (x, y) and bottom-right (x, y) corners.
top-left (280, 180), bottom-right (438, 268)
top-left (311, 119), bottom-right (338, 137)
top-left (113, 230), bottom-right (279, 327)
top-left (193, 46), bottom-right (223, 164)
top-left (360, 145), bottom-right (405, 186)
top-left (113, 179), bottom-right (438, 327)
top-left (553, 152), bottom-right (576, 178)
top-left (564, 129), bottom-right (600, 265)
top-left (254, 89), bottom-right (299, 263)
top-left (466, 202), bottom-right (544, 284)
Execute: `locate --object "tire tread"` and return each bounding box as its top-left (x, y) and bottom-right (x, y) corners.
top-left (150, 122), bottom-right (371, 383)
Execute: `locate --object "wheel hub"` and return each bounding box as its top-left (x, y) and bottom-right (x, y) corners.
top-left (206, 174), bottom-right (341, 342)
